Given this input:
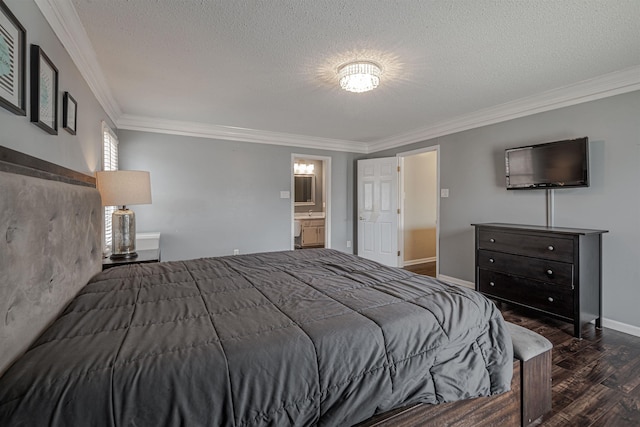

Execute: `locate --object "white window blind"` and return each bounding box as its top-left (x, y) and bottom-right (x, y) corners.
top-left (102, 122), bottom-right (119, 252)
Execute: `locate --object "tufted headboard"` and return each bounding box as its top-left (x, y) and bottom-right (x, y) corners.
top-left (0, 146), bottom-right (102, 375)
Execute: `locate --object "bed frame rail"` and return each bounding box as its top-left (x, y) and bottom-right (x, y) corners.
top-left (358, 348), bottom-right (551, 427)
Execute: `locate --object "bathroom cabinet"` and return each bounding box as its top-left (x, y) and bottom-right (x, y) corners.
top-left (301, 219), bottom-right (325, 247)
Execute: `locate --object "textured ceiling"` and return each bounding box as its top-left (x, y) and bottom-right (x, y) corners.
top-left (69, 0), bottom-right (640, 147)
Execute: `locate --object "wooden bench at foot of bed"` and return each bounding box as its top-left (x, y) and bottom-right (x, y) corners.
top-left (357, 322), bottom-right (553, 427)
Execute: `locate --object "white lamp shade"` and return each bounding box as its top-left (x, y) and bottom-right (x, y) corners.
top-left (96, 170), bottom-right (152, 207)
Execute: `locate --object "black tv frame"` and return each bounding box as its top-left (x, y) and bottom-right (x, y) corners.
top-left (505, 137), bottom-right (589, 190)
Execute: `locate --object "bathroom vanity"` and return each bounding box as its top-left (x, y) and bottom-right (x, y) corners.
top-left (295, 212), bottom-right (326, 248)
top-left (300, 218), bottom-right (325, 247)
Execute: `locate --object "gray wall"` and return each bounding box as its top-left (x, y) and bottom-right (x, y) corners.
top-left (118, 130), bottom-right (356, 261)
top-left (373, 91), bottom-right (640, 329)
top-left (0, 0), bottom-right (114, 173)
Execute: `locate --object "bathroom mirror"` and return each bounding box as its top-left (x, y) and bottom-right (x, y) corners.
top-left (294, 175), bottom-right (315, 205)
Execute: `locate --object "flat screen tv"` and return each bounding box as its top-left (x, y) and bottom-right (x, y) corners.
top-left (505, 137), bottom-right (589, 189)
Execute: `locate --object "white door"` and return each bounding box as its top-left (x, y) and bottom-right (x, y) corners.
top-left (357, 157), bottom-right (399, 267)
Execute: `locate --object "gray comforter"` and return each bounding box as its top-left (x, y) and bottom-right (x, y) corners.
top-left (0, 249), bottom-right (512, 426)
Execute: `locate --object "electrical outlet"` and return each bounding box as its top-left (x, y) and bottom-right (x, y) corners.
top-left (233, 249), bottom-right (239, 255)
top-left (346, 240), bottom-right (352, 248)
top-left (441, 188), bottom-right (450, 198)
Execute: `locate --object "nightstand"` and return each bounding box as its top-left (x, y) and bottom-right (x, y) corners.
top-left (102, 248), bottom-right (161, 270)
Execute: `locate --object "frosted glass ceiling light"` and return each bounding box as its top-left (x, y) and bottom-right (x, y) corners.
top-left (338, 61), bottom-right (382, 93)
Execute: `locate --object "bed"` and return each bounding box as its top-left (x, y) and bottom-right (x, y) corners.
top-left (0, 146), bottom-right (548, 426)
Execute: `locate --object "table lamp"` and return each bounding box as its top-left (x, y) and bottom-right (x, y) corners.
top-left (96, 170), bottom-right (152, 259)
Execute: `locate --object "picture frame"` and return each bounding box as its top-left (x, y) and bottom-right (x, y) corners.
top-left (0, 1), bottom-right (27, 115)
top-left (30, 44), bottom-right (58, 135)
top-left (63, 92), bottom-right (77, 135)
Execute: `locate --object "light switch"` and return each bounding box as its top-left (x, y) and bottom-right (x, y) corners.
top-left (441, 189), bottom-right (449, 198)
top-left (280, 191), bottom-right (290, 199)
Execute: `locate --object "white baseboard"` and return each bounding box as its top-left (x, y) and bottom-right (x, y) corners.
top-left (437, 275), bottom-right (640, 338)
top-left (597, 318), bottom-right (640, 338)
top-left (403, 257), bottom-right (436, 267)
top-left (437, 274), bottom-right (475, 289)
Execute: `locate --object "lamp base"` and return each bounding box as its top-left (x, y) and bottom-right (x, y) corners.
top-left (111, 207), bottom-right (137, 258)
top-left (110, 252), bottom-right (138, 260)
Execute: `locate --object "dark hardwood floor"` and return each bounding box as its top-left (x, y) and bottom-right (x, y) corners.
top-left (403, 261), bottom-right (436, 277)
top-left (404, 263), bottom-right (640, 426)
top-left (500, 304), bottom-right (640, 427)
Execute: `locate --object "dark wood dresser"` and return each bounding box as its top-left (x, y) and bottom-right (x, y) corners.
top-left (472, 223), bottom-right (607, 338)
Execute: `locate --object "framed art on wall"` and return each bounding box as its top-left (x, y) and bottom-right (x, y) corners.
top-left (30, 44), bottom-right (58, 134)
top-left (0, 1), bottom-right (27, 115)
top-left (63, 92), bottom-right (77, 134)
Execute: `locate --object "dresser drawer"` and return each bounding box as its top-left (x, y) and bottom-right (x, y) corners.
top-left (474, 223), bottom-right (607, 338)
top-left (478, 229), bottom-right (574, 262)
top-left (478, 269), bottom-right (574, 319)
top-left (478, 250), bottom-right (573, 286)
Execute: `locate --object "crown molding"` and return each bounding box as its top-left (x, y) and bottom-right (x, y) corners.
top-left (117, 115), bottom-right (369, 153)
top-left (36, 0), bottom-right (640, 154)
top-left (119, 67), bottom-right (640, 154)
top-left (368, 66), bottom-right (640, 153)
top-left (35, 0), bottom-right (122, 124)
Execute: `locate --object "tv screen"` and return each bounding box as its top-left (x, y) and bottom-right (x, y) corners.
top-left (505, 137), bottom-right (589, 189)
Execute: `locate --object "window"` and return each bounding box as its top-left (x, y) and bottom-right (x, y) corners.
top-left (102, 121), bottom-right (118, 252)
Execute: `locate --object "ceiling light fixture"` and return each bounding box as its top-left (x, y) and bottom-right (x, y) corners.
top-left (338, 61), bottom-right (382, 93)
top-left (294, 162), bottom-right (315, 175)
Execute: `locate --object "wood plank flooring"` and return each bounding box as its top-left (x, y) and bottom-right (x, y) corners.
top-left (405, 262), bottom-right (640, 426)
top-left (403, 261), bottom-right (436, 277)
top-left (500, 304), bottom-right (640, 426)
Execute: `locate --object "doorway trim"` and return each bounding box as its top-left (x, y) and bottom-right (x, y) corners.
top-left (291, 154), bottom-right (332, 250)
top-left (397, 145), bottom-right (440, 276)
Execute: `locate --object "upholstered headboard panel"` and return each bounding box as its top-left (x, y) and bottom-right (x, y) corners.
top-left (0, 147), bottom-right (102, 375)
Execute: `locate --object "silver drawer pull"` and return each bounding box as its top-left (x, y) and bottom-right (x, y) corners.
top-left (548, 297), bottom-right (554, 302)
top-left (489, 238), bottom-right (495, 243)
top-left (489, 258), bottom-right (495, 263)
top-left (546, 269), bottom-right (553, 275)
top-left (489, 282), bottom-right (495, 287)
top-left (548, 245), bottom-right (554, 251)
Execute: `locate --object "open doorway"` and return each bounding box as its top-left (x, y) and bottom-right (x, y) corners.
top-left (398, 146), bottom-right (439, 277)
top-left (291, 154), bottom-right (331, 250)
